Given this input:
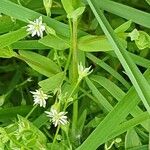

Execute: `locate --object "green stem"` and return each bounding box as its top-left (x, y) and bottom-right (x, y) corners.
top-left (25, 105), bottom-right (37, 119)
top-left (51, 125), bottom-right (60, 150)
top-left (63, 80), bottom-right (80, 111)
top-left (64, 19), bottom-right (73, 73)
top-left (71, 18), bottom-right (78, 136)
top-left (72, 19), bottom-right (78, 84)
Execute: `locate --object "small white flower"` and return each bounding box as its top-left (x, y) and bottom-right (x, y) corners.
top-left (45, 108), bottom-right (68, 127)
top-left (27, 16), bottom-right (45, 38)
top-left (78, 62), bottom-right (93, 80)
top-left (30, 89), bottom-right (49, 107)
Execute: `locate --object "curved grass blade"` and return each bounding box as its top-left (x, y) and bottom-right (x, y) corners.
top-left (91, 75), bottom-right (150, 131)
top-left (87, 0), bottom-right (150, 114)
top-left (96, 0), bottom-right (150, 28)
top-left (86, 53), bottom-right (131, 89)
top-left (77, 69), bottom-right (150, 150)
top-left (86, 77), bottom-right (113, 112)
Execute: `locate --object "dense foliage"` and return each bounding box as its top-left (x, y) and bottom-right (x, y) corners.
top-left (0, 0), bottom-right (150, 149)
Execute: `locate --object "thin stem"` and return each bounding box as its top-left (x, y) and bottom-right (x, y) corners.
top-left (72, 18), bottom-right (78, 84)
top-left (64, 18), bottom-right (73, 73)
top-left (51, 125), bottom-right (60, 150)
top-left (43, 127), bottom-right (53, 140)
top-left (25, 105), bottom-right (37, 119)
top-left (71, 18), bottom-right (78, 137)
top-left (63, 80), bottom-right (80, 111)
top-left (66, 133), bottom-right (72, 150)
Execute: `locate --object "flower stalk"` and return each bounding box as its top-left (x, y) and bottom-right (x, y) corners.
top-left (71, 18), bottom-right (78, 134)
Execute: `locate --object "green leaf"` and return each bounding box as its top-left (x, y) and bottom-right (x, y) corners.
top-left (128, 29), bottom-right (140, 41)
top-left (0, 106), bottom-right (35, 120)
top-left (61, 0), bottom-right (74, 14)
top-left (33, 113), bottom-right (49, 128)
top-left (43, 0), bottom-right (52, 16)
top-left (90, 75), bottom-right (150, 131)
top-left (96, 0), bottom-right (150, 28)
top-left (39, 35), bottom-right (70, 50)
top-left (0, 15), bottom-right (15, 34)
top-left (39, 72), bottom-right (65, 93)
top-left (125, 129), bottom-right (142, 149)
top-left (145, 0), bottom-right (150, 5)
top-left (0, 47), bottom-right (16, 58)
top-left (0, 0), bottom-right (71, 38)
top-left (86, 53), bottom-right (131, 89)
top-left (108, 112), bottom-right (150, 143)
top-left (78, 35), bottom-right (112, 52)
top-left (12, 40), bottom-right (50, 49)
top-left (88, 0), bottom-right (150, 114)
top-left (18, 50), bottom-right (60, 77)
top-left (77, 110), bottom-right (87, 135)
top-left (77, 69), bottom-right (150, 150)
top-left (115, 20), bottom-right (132, 33)
top-left (135, 31), bottom-right (150, 49)
top-left (0, 27), bottom-right (27, 48)
top-left (67, 7), bottom-right (85, 19)
top-left (85, 77), bottom-right (113, 112)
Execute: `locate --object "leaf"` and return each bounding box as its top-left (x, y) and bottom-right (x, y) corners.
top-left (128, 29), bottom-right (140, 41)
top-left (115, 20), bottom-right (132, 33)
top-left (0, 47), bottom-right (16, 58)
top-left (39, 72), bottom-right (65, 93)
top-left (33, 113), bottom-right (49, 128)
top-left (77, 110), bottom-right (87, 135)
top-left (125, 129), bottom-right (142, 149)
top-left (90, 75), bottom-right (150, 131)
top-left (18, 50), bottom-right (60, 77)
top-left (0, 27), bottom-right (27, 48)
top-left (12, 40), bottom-right (50, 49)
top-left (77, 69), bottom-right (150, 150)
top-left (108, 112), bottom-right (150, 143)
top-left (76, 0), bottom-right (150, 148)
top-left (67, 7), bottom-right (85, 19)
top-left (85, 77), bottom-right (113, 112)
top-left (96, 0), bottom-right (150, 28)
top-left (0, 106), bottom-right (35, 120)
top-left (135, 31), bottom-right (150, 49)
top-left (88, 0), bottom-right (150, 114)
top-left (61, 0), bottom-right (74, 14)
top-left (145, 0), bottom-right (150, 5)
top-left (39, 35), bottom-right (70, 50)
top-left (0, 15), bottom-right (15, 34)
top-left (43, 0), bottom-right (52, 16)
top-left (0, 0), bottom-right (71, 38)
top-left (78, 35), bottom-right (112, 52)
top-left (86, 53), bottom-right (131, 89)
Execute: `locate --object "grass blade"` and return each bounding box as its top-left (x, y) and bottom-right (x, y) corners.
top-left (96, 0), bottom-right (150, 28)
top-left (77, 69), bottom-right (150, 150)
top-left (87, 0), bottom-right (150, 114)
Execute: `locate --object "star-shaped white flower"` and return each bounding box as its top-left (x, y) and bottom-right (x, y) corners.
top-left (45, 108), bottom-right (68, 127)
top-left (30, 89), bottom-right (49, 108)
top-left (78, 62), bottom-right (93, 81)
top-left (27, 16), bottom-right (45, 38)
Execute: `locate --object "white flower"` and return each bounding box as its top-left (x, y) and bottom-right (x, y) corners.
top-left (30, 89), bottom-right (49, 107)
top-left (45, 108), bottom-right (68, 127)
top-left (27, 16), bottom-right (45, 38)
top-left (78, 62), bottom-right (93, 80)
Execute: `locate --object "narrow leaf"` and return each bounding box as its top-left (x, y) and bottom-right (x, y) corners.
top-left (39, 72), bottom-right (65, 92)
top-left (18, 50), bottom-right (60, 77)
top-left (0, 27), bottom-right (27, 48)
